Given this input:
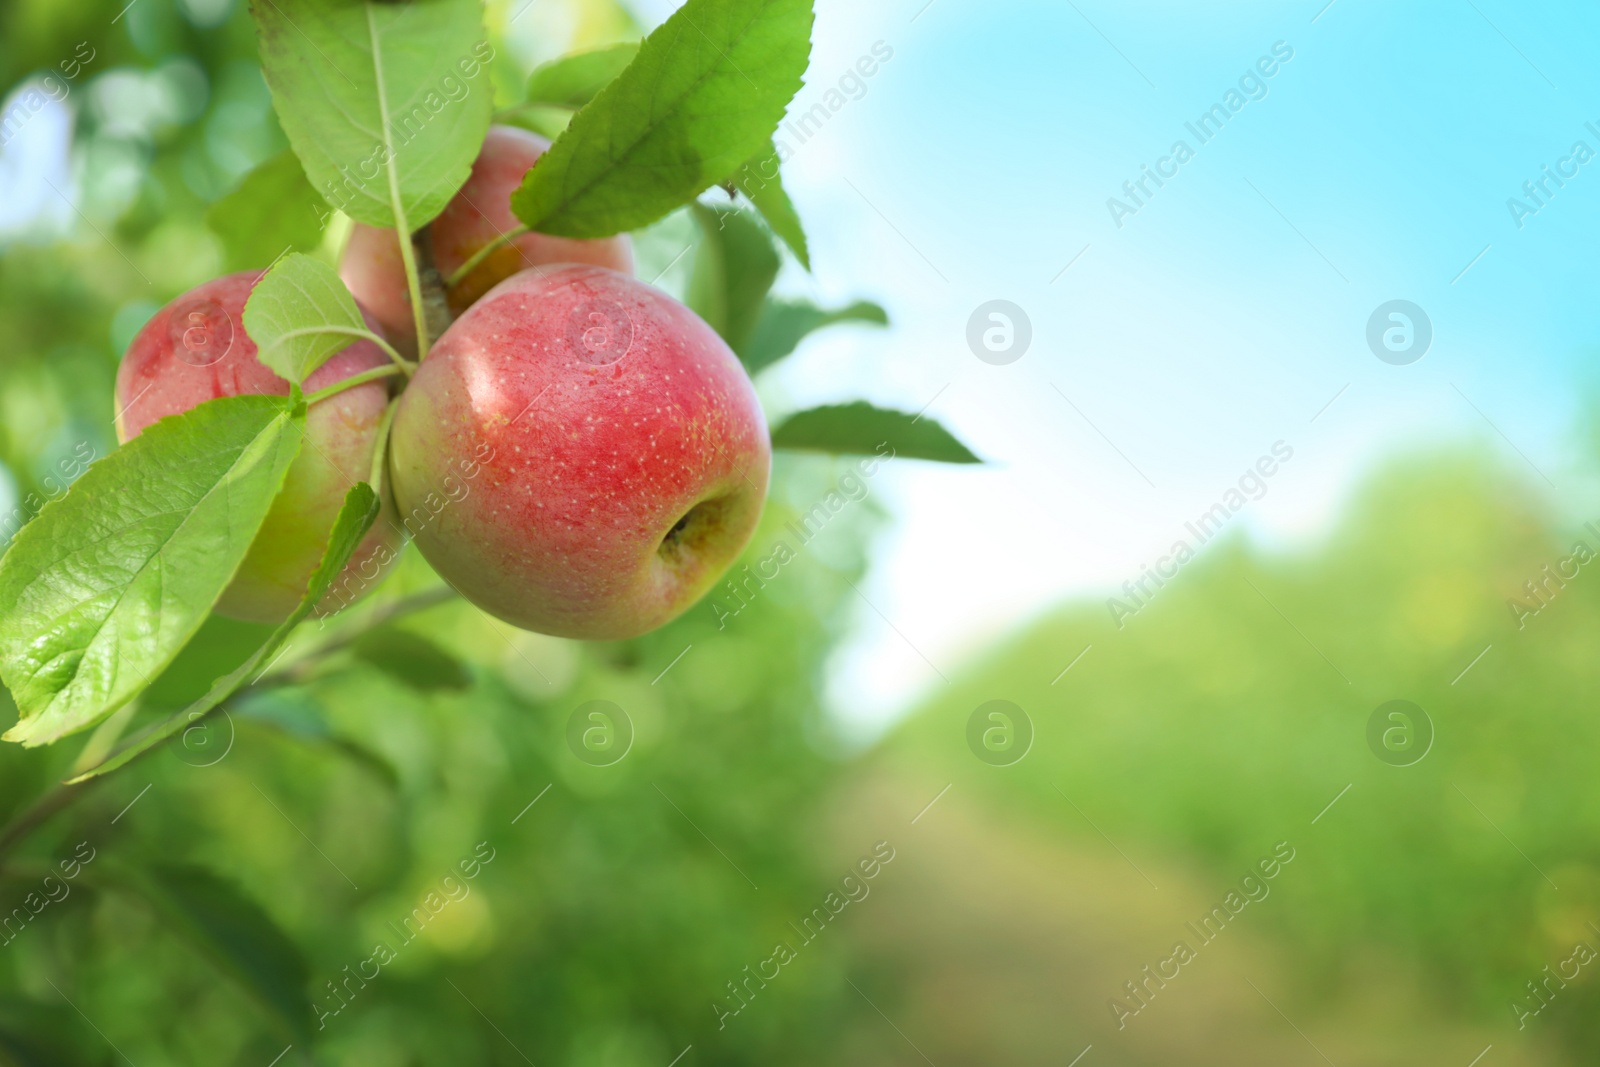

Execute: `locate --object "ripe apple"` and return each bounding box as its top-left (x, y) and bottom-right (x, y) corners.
top-left (115, 271), bottom-right (402, 624)
top-left (387, 265), bottom-right (770, 640)
top-left (340, 125), bottom-right (634, 353)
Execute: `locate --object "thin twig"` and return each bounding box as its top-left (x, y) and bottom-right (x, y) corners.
top-left (445, 225), bottom-right (531, 289)
top-left (413, 223), bottom-right (454, 347)
top-left (0, 781), bottom-right (98, 865)
top-left (254, 585), bottom-right (461, 688)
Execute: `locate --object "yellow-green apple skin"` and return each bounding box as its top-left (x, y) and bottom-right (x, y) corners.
top-left (114, 271), bottom-right (402, 623)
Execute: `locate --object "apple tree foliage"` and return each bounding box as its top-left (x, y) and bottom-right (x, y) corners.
top-left (0, 0), bottom-right (977, 1050)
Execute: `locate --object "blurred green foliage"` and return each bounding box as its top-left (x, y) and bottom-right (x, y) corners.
top-left (880, 453), bottom-right (1600, 1065)
top-left (0, 1), bottom-right (893, 1063)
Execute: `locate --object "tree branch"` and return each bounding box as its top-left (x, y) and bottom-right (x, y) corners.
top-left (0, 780), bottom-right (97, 865)
top-left (253, 585), bottom-right (461, 689)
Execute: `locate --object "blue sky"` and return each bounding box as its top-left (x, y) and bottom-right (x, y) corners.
top-left (719, 0), bottom-right (1600, 732)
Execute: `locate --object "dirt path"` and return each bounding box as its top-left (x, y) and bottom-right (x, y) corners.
top-left (812, 766), bottom-right (1558, 1067)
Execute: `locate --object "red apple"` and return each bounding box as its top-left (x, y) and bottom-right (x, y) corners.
top-left (115, 271), bottom-right (402, 624)
top-left (340, 125), bottom-right (634, 354)
top-left (387, 265), bottom-right (770, 639)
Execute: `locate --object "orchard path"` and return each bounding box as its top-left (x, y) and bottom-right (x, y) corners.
top-left (810, 767), bottom-right (1557, 1067)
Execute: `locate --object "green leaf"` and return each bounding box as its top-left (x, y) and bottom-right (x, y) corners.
top-left (501, 43), bottom-right (643, 140)
top-left (525, 43), bottom-right (639, 109)
top-left (253, 0), bottom-right (494, 231)
top-left (0, 395), bottom-right (306, 748)
top-left (731, 142), bottom-right (809, 269)
top-left (109, 863), bottom-right (313, 1045)
top-left (771, 402), bottom-right (981, 464)
top-left (205, 148), bottom-right (327, 273)
top-left (687, 204), bottom-right (781, 355)
top-left (242, 252), bottom-right (370, 385)
top-left (66, 483), bottom-right (382, 783)
top-left (739, 298), bottom-right (887, 374)
top-left (353, 629), bottom-right (470, 691)
top-left (511, 0), bottom-right (815, 238)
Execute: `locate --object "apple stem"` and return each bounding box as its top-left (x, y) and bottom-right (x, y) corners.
top-left (357, 329), bottom-right (416, 376)
top-left (305, 363), bottom-right (406, 407)
top-left (368, 396), bottom-right (399, 498)
top-left (274, 325), bottom-right (415, 377)
top-left (445, 225), bottom-right (531, 289)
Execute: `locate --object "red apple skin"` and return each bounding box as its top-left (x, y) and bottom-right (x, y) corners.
top-left (339, 125), bottom-right (634, 351)
top-left (115, 271), bottom-right (403, 624)
top-left (388, 265), bottom-right (770, 640)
